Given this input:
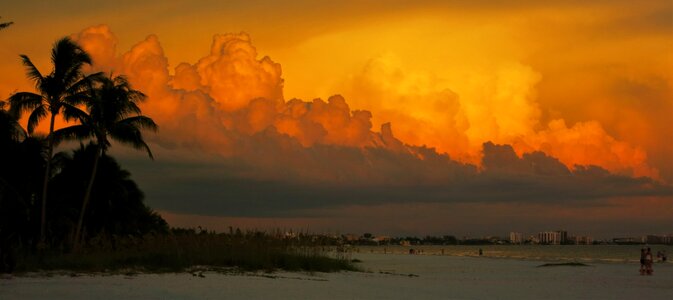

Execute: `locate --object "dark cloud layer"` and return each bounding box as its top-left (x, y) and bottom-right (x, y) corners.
top-left (117, 139), bottom-right (672, 218)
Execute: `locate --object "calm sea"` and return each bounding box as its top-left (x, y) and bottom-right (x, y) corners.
top-left (349, 245), bottom-right (673, 264)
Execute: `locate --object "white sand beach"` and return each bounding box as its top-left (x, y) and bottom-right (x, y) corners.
top-left (2, 253), bottom-right (672, 299)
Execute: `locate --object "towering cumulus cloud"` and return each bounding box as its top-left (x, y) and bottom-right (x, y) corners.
top-left (190, 33), bottom-right (284, 112)
top-left (71, 25), bottom-right (670, 219)
top-left (346, 55), bottom-right (660, 179)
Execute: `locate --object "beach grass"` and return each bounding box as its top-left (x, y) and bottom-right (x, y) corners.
top-left (12, 230), bottom-right (357, 274)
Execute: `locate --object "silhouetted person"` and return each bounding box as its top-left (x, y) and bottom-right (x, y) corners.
top-left (639, 248), bottom-right (647, 275)
top-left (645, 247), bottom-right (654, 275)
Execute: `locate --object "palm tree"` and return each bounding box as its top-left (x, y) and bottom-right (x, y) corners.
top-left (55, 75), bottom-right (157, 250)
top-left (48, 145), bottom-right (167, 245)
top-left (8, 37), bottom-right (101, 247)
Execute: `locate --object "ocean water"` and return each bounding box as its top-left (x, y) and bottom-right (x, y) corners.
top-left (348, 245), bottom-right (673, 264)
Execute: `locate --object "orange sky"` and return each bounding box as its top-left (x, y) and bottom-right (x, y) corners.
top-left (2, 0), bottom-right (671, 180)
top-left (1, 0), bottom-right (671, 236)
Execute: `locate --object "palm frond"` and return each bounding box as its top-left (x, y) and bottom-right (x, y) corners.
top-left (8, 92), bottom-right (44, 118)
top-left (112, 75), bottom-right (146, 102)
top-left (123, 100), bottom-right (142, 115)
top-left (52, 124), bottom-right (93, 146)
top-left (118, 116), bottom-right (158, 132)
top-left (61, 103), bottom-right (89, 123)
top-left (129, 139), bottom-right (154, 160)
top-left (27, 104), bottom-right (48, 134)
top-left (64, 92), bottom-right (92, 108)
top-left (126, 89), bottom-right (147, 102)
top-left (109, 124), bottom-right (154, 159)
top-left (19, 55), bottom-right (45, 89)
top-left (67, 72), bottom-right (104, 96)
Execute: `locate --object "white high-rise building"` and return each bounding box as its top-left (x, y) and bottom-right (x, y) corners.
top-left (538, 230), bottom-right (567, 245)
top-left (510, 232), bottom-right (524, 244)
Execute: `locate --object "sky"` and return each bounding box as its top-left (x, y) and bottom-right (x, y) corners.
top-left (1, 0), bottom-right (672, 238)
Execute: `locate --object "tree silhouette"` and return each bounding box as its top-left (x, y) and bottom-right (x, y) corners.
top-left (1, 101), bottom-right (45, 272)
top-left (8, 37), bottom-right (102, 248)
top-left (49, 145), bottom-right (167, 249)
top-left (54, 75), bottom-right (157, 250)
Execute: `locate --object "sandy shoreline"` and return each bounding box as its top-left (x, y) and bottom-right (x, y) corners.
top-left (2, 254), bottom-right (672, 299)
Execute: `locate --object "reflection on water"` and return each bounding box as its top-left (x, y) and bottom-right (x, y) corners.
top-left (332, 245), bottom-right (673, 264)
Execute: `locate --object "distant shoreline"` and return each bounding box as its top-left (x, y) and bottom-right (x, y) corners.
top-left (343, 244), bottom-right (673, 265)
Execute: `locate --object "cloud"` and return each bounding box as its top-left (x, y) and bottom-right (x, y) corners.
top-left (76, 26), bottom-right (397, 154)
top-left (70, 24), bottom-right (119, 73)
top-left (73, 25), bottom-right (671, 221)
top-left (188, 33), bottom-right (284, 112)
top-left (482, 142), bottom-right (570, 176)
top-left (345, 53), bottom-right (472, 160)
top-left (344, 54), bottom-right (662, 179)
top-left (526, 119), bottom-right (659, 178)
top-left (119, 139), bottom-right (670, 219)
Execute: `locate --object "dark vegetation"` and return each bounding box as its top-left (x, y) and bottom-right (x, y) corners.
top-left (15, 229), bottom-right (357, 273)
top-left (0, 34), bottom-right (354, 274)
top-left (346, 235), bottom-right (460, 246)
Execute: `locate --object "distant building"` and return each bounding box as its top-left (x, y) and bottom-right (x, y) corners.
top-left (664, 234), bottom-right (673, 245)
top-left (528, 235), bottom-right (539, 244)
top-left (538, 230), bottom-right (567, 245)
top-left (559, 231), bottom-right (567, 244)
top-left (641, 235), bottom-right (673, 245)
top-left (570, 235), bottom-right (593, 245)
top-left (510, 232), bottom-right (524, 244)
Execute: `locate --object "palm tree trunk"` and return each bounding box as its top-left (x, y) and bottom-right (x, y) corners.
top-left (38, 113), bottom-right (56, 249)
top-left (72, 145), bottom-right (101, 251)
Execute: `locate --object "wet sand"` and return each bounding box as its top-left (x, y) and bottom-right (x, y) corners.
top-left (2, 253), bottom-right (672, 299)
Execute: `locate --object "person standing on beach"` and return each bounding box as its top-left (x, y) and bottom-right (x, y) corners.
top-left (645, 247), bottom-right (654, 275)
top-left (640, 248), bottom-right (647, 275)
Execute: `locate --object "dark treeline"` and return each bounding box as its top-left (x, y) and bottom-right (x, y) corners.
top-left (0, 36), bottom-right (166, 273)
top-left (342, 235), bottom-right (460, 246)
